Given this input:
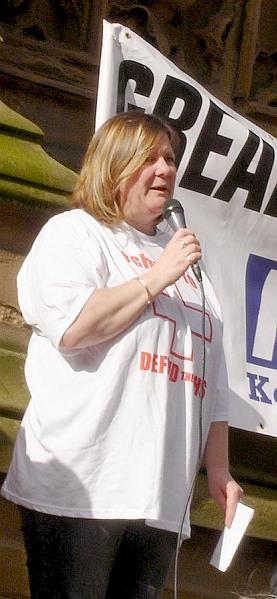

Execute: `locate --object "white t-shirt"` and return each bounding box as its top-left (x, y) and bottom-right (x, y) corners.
top-left (2, 209), bottom-right (228, 537)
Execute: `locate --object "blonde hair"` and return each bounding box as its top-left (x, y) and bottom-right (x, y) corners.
top-left (71, 111), bottom-right (179, 226)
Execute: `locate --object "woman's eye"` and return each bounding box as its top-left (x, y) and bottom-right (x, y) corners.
top-left (145, 155), bottom-right (175, 164)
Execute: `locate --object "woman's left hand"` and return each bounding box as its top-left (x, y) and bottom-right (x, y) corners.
top-left (206, 467), bottom-right (244, 528)
top-left (203, 422), bottom-right (244, 528)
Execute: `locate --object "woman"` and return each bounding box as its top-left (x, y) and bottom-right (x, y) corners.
top-left (2, 111), bottom-right (242, 598)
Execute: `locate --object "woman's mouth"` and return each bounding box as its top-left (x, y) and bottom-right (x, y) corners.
top-left (150, 186), bottom-right (169, 194)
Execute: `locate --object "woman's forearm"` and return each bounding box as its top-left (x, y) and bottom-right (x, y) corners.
top-left (203, 421), bottom-right (230, 472)
top-left (60, 272), bottom-right (162, 350)
top-left (60, 227), bottom-right (201, 350)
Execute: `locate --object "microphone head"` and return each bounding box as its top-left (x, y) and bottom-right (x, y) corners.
top-left (163, 198), bottom-right (186, 231)
top-left (163, 198), bottom-right (183, 219)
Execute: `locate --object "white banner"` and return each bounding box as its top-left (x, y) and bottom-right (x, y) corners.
top-left (96, 20), bottom-right (277, 437)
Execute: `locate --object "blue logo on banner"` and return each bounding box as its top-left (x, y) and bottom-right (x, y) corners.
top-left (246, 254), bottom-right (277, 369)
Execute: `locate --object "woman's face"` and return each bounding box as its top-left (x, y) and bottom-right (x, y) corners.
top-left (119, 131), bottom-right (176, 235)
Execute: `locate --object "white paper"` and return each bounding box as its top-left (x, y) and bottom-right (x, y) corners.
top-left (210, 503), bottom-right (255, 572)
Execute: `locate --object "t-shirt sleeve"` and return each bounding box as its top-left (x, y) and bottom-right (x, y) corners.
top-left (17, 212), bottom-right (109, 350)
top-left (211, 345), bottom-right (229, 422)
top-left (203, 273), bottom-right (230, 423)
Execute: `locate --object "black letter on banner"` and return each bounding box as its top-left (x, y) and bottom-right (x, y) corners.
top-left (117, 60), bottom-right (154, 113)
top-left (264, 184), bottom-right (277, 217)
top-left (215, 133), bottom-right (275, 212)
top-left (179, 101), bottom-right (233, 195)
top-left (153, 75), bottom-right (202, 168)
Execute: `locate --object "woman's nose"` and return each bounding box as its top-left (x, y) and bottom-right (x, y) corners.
top-left (155, 157), bottom-right (171, 175)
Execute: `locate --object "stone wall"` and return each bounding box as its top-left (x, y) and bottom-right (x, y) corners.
top-left (0, 1), bottom-right (275, 172)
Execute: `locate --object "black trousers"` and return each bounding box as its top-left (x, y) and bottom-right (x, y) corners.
top-left (20, 507), bottom-right (177, 599)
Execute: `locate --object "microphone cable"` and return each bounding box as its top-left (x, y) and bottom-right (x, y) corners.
top-left (173, 270), bottom-right (206, 599)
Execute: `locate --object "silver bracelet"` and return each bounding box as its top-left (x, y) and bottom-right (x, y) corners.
top-left (135, 277), bottom-right (153, 305)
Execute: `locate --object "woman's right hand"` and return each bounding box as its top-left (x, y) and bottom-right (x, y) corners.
top-left (143, 227), bottom-right (202, 296)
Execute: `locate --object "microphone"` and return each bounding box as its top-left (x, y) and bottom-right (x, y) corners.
top-left (163, 198), bottom-right (202, 283)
